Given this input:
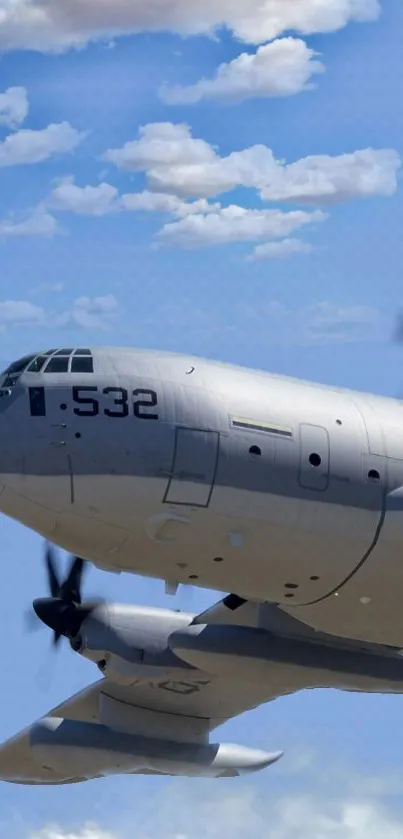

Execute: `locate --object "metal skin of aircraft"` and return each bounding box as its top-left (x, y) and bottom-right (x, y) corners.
top-left (2, 549), bottom-right (403, 785)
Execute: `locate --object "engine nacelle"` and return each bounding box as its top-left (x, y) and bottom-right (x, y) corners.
top-left (29, 717), bottom-right (283, 781)
top-left (69, 603), bottom-right (198, 685)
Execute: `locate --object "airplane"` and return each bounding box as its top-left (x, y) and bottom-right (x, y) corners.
top-left (2, 345), bottom-right (403, 783)
top-left (2, 547), bottom-right (403, 785)
top-left (0, 344), bottom-right (403, 649)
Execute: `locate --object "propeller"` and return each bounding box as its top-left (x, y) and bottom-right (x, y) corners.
top-left (30, 544), bottom-right (98, 648)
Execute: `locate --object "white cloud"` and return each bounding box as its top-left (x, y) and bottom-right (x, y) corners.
top-left (158, 205), bottom-right (326, 248)
top-left (250, 237), bottom-right (313, 259)
top-left (104, 122), bottom-right (216, 173)
top-left (0, 0), bottom-right (380, 52)
top-left (0, 206), bottom-right (58, 238)
top-left (259, 148), bottom-right (401, 203)
top-left (0, 85), bottom-right (28, 128)
top-left (50, 177), bottom-right (119, 215)
top-left (57, 294), bottom-right (118, 330)
top-left (120, 190), bottom-right (221, 216)
top-left (160, 38), bottom-right (325, 104)
top-left (105, 123), bottom-right (401, 206)
top-left (0, 299), bottom-right (45, 326)
top-left (49, 178), bottom-right (220, 217)
top-left (28, 789), bottom-right (403, 839)
top-left (0, 122), bottom-right (85, 167)
top-left (31, 827), bottom-right (115, 839)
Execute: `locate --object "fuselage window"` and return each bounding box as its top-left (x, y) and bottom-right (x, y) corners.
top-left (29, 387), bottom-right (46, 416)
top-left (44, 356), bottom-right (69, 373)
top-left (71, 356), bottom-right (94, 373)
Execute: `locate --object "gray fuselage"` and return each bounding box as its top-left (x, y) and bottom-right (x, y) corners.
top-left (1, 346), bottom-right (403, 646)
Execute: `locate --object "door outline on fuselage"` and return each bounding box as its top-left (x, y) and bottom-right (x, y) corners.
top-left (163, 426), bottom-right (220, 508)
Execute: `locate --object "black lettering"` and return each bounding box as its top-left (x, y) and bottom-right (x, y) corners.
top-left (133, 389), bottom-right (158, 420)
top-left (73, 386), bottom-right (99, 417)
top-left (29, 387), bottom-right (46, 417)
top-left (103, 387), bottom-right (129, 418)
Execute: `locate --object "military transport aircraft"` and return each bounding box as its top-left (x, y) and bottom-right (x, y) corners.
top-left (1, 344), bottom-right (403, 783)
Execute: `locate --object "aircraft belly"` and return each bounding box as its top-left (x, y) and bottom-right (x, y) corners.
top-left (281, 485), bottom-right (403, 647)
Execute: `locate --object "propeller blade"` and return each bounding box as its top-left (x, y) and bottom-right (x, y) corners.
top-left (61, 556), bottom-right (85, 604)
top-left (29, 544), bottom-right (98, 654)
top-left (45, 544), bottom-right (61, 598)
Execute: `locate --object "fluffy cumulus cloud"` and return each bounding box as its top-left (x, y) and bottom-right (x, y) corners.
top-left (0, 0), bottom-right (381, 52)
top-left (0, 122), bottom-right (85, 167)
top-left (104, 122), bottom-right (215, 175)
top-left (105, 123), bottom-right (401, 205)
top-left (49, 177), bottom-right (221, 217)
top-left (28, 787), bottom-right (403, 839)
top-left (0, 85), bottom-right (28, 128)
top-left (50, 177), bottom-right (119, 216)
top-left (160, 38), bottom-right (325, 105)
top-left (250, 237), bottom-right (313, 260)
top-left (0, 206), bottom-right (58, 237)
top-left (158, 205), bottom-right (326, 248)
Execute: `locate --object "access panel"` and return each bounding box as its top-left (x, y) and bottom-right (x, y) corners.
top-left (298, 423), bottom-right (330, 492)
top-left (164, 427), bottom-right (219, 507)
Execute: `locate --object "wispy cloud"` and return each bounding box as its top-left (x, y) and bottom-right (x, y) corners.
top-left (249, 238), bottom-right (313, 260)
top-left (56, 295), bottom-right (118, 330)
top-left (0, 299), bottom-right (45, 327)
top-left (0, 294), bottom-right (118, 331)
top-left (28, 783), bottom-right (403, 839)
top-left (0, 206), bottom-right (59, 238)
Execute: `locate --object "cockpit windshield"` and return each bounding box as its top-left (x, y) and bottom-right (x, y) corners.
top-left (0, 349), bottom-right (94, 387)
top-left (1, 355), bottom-right (36, 376)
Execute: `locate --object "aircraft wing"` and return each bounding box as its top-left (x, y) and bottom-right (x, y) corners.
top-left (0, 667), bottom-right (295, 785)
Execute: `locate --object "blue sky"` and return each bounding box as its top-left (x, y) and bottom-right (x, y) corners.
top-left (1, 0), bottom-right (403, 836)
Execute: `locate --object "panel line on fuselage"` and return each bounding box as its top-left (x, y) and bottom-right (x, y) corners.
top-left (287, 496), bottom-right (387, 609)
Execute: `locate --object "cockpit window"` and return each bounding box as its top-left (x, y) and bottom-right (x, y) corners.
top-left (27, 356), bottom-right (47, 373)
top-left (2, 355), bottom-right (36, 375)
top-left (44, 356), bottom-right (69, 373)
top-left (71, 356), bottom-right (94, 373)
top-left (1, 348), bottom-right (94, 385)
